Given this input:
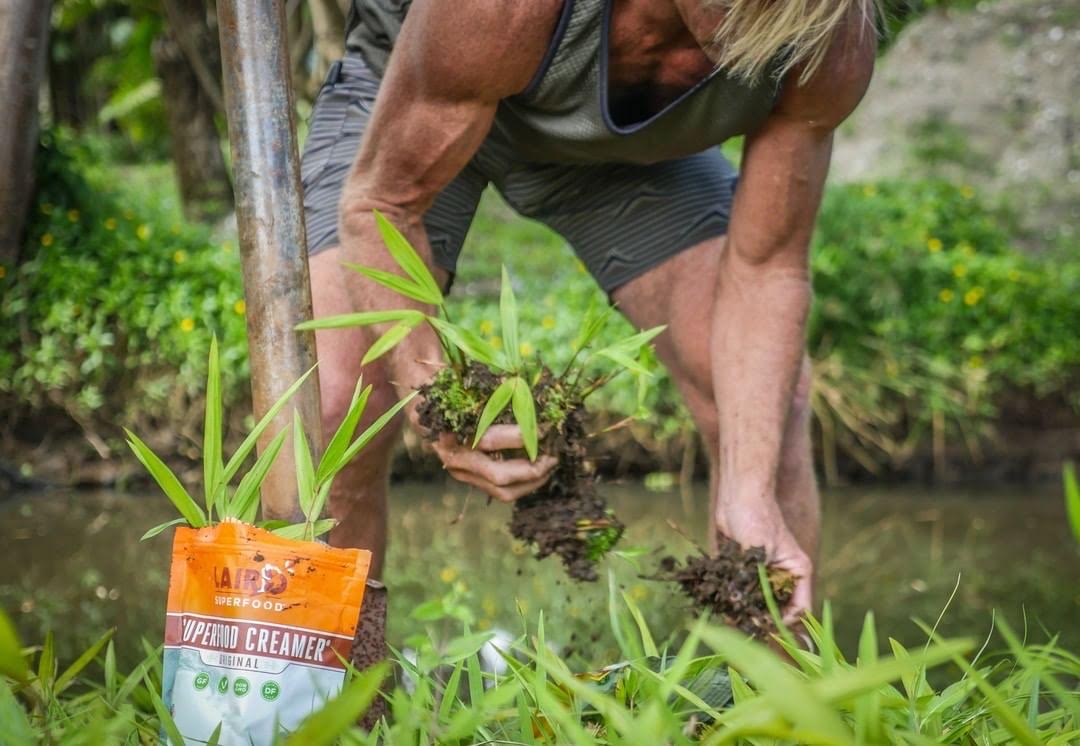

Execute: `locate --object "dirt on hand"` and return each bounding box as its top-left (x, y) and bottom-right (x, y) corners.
top-left (418, 362), bottom-right (624, 581)
top-left (658, 537), bottom-right (795, 639)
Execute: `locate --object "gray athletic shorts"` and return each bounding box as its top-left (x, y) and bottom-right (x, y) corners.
top-left (301, 53), bottom-right (738, 293)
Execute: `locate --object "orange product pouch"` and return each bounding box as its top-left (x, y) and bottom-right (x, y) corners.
top-left (161, 522), bottom-right (371, 744)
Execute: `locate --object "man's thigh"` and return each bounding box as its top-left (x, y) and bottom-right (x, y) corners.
top-left (497, 148), bottom-right (737, 295)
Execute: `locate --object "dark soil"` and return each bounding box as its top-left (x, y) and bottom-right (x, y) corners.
top-left (418, 363), bottom-right (624, 581)
top-left (658, 538), bottom-right (795, 639)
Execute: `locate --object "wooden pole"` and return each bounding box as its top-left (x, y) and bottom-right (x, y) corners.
top-left (0, 0), bottom-right (51, 265)
top-left (216, 0), bottom-right (321, 522)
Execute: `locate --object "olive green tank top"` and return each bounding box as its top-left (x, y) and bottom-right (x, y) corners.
top-left (345, 0), bottom-right (781, 165)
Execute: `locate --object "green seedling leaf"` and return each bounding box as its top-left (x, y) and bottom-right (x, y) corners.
top-left (204, 335), bottom-right (224, 518)
top-left (296, 309), bottom-right (425, 331)
top-left (620, 591), bottom-right (658, 658)
top-left (339, 390), bottom-right (418, 467)
top-left (596, 325), bottom-right (666, 359)
top-left (374, 210), bottom-right (444, 304)
top-left (285, 662), bottom-right (389, 746)
top-left (345, 263), bottom-right (441, 305)
top-left (55, 627), bottom-right (115, 694)
top-left (317, 379), bottom-right (372, 484)
top-left (230, 427), bottom-right (289, 523)
top-left (222, 365), bottom-right (316, 485)
top-left (273, 519), bottom-right (338, 542)
top-left (125, 429), bottom-right (206, 527)
top-left (145, 672), bottom-right (186, 746)
top-left (1064, 462), bottom-right (1080, 543)
top-left (473, 378), bottom-right (515, 448)
top-left (596, 348), bottom-right (654, 377)
top-left (0, 683), bottom-right (34, 745)
top-left (38, 631), bottom-right (55, 688)
top-left (500, 266), bottom-right (521, 370)
top-left (0, 610), bottom-right (28, 683)
top-left (361, 316), bottom-right (422, 366)
top-left (139, 518), bottom-right (188, 542)
top-left (510, 377), bottom-right (538, 461)
top-left (428, 317), bottom-right (506, 371)
top-left (572, 298), bottom-right (616, 353)
top-left (293, 410), bottom-right (316, 520)
top-left (443, 632), bottom-right (496, 665)
top-left (855, 611), bottom-right (881, 743)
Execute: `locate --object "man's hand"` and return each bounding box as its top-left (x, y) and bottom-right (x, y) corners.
top-left (715, 499), bottom-right (814, 625)
top-left (409, 400), bottom-right (557, 501)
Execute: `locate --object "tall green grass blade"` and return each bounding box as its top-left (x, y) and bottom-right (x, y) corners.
top-left (373, 210), bottom-right (443, 305)
top-left (620, 591), bottom-right (658, 658)
top-left (994, 616), bottom-right (1080, 724)
top-left (345, 263), bottom-right (440, 305)
top-left (285, 662), bottom-right (388, 746)
top-left (473, 378), bottom-right (515, 448)
top-left (699, 625), bottom-right (851, 744)
top-left (607, 571), bottom-right (637, 659)
top-left (339, 391), bottom-right (418, 466)
top-left (0, 611), bottom-right (28, 683)
top-left (500, 266), bottom-right (521, 370)
top-left (297, 308), bottom-right (425, 331)
top-left (427, 317), bottom-right (506, 370)
top-left (439, 658), bottom-right (465, 723)
top-left (510, 377), bottom-right (539, 461)
top-left (203, 336), bottom-right (224, 518)
top-left (318, 380), bottom-right (372, 483)
top-left (0, 682), bottom-right (34, 746)
top-left (274, 519), bottom-right (337, 542)
top-left (125, 429), bottom-right (206, 527)
top-left (293, 410), bottom-right (316, 519)
top-left (1063, 462), bottom-right (1080, 543)
top-left (139, 518), bottom-right (187, 542)
top-left (206, 722), bottom-right (223, 746)
top-left (55, 627), bottom-right (115, 694)
top-left (103, 640), bottom-right (116, 700)
top-left (222, 365), bottom-right (316, 484)
top-left (361, 317), bottom-right (421, 366)
top-left (855, 611), bottom-right (880, 744)
top-left (145, 672), bottom-right (187, 746)
top-left (230, 427), bottom-right (288, 523)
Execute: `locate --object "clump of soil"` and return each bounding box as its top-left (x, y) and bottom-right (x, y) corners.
top-left (418, 363), bottom-right (623, 581)
top-left (658, 538), bottom-right (795, 639)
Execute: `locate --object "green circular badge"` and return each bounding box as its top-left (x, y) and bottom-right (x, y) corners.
top-left (233, 677), bottom-right (250, 697)
top-left (261, 681), bottom-right (281, 702)
top-left (217, 675), bottom-right (230, 694)
top-left (193, 672), bottom-right (210, 691)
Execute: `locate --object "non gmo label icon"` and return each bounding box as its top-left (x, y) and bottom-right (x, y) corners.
top-left (233, 677), bottom-right (250, 697)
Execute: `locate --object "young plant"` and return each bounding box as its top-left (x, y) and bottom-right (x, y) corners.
top-left (297, 210), bottom-right (664, 462)
top-left (129, 336), bottom-right (414, 542)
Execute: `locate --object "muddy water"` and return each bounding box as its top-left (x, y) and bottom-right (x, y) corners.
top-left (1, 480), bottom-right (1076, 668)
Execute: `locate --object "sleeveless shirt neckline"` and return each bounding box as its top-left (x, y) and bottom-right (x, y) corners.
top-left (521, 0), bottom-right (578, 98)
top-left (598, 0), bottom-right (724, 136)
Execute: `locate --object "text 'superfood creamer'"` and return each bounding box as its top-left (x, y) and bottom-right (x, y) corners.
top-left (162, 521), bottom-right (370, 744)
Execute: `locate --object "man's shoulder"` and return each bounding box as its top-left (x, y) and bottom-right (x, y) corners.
top-left (403, 0), bottom-right (567, 97)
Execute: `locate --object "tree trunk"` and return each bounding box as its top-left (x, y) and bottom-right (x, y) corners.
top-left (153, 29), bottom-right (233, 222)
top-left (0, 0), bottom-right (52, 265)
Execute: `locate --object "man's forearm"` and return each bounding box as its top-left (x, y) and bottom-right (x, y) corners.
top-left (337, 200), bottom-right (445, 396)
top-left (711, 245), bottom-right (811, 518)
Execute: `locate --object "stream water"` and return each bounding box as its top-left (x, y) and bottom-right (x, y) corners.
top-left (1, 480), bottom-right (1076, 669)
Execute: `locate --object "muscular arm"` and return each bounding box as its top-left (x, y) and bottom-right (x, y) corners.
top-left (712, 13), bottom-right (876, 617)
top-left (335, 0), bottom-right (562, 500)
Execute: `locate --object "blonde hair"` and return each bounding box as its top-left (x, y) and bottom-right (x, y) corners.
top-left (707, 0), bottom-right (880, 85)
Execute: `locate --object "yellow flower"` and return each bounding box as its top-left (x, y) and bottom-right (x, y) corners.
top-left (479, 319), bottom-right (495, 336)
top-left (171, 224), bottom-right (181, 235)
top-left (511, 541), bottom-right (527, 556)
top-left (136, 224), bottom-right (152, 241)
top-left (1007, 269), bottom-right (1021, 282)
top-left (862, 184), bottom-right (878, 197)
top-left (963, 287), bottom-right (984, 306)
top-left (960, 185), bottom-right (975, 199)
top-left (104, 217), bottom-right (117, 231)
top-left (491, 336), bottom-right (502, 349)
top-left (629, 584), bottom-right (649, 602)
top-left (939, 289), bottom-right (955, 303)
top-left (180, 318), bottom-right (196, 332)
top-left (40, 202), bottom-right (53, 215)
top-left (952, 264), bottom-right (967, 278)
top-left (927, 237), bottom-right (943, 253)
top-left (233, 299), bottom-right (246, 316)
top-left (439, 566), bottom-right (458, 584)
top-left (40, 233), bottom-right (54, 247)
top-left (172, 249), bottom-right (187, 264)
top-left (541, 315), bottom-right (556, 330)
top-left (967, 355), bottom-right (984, 369)
top-left (519, 341), bottom-right (534, 357)
top-left (66, 209), bottom-right (79, 223)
